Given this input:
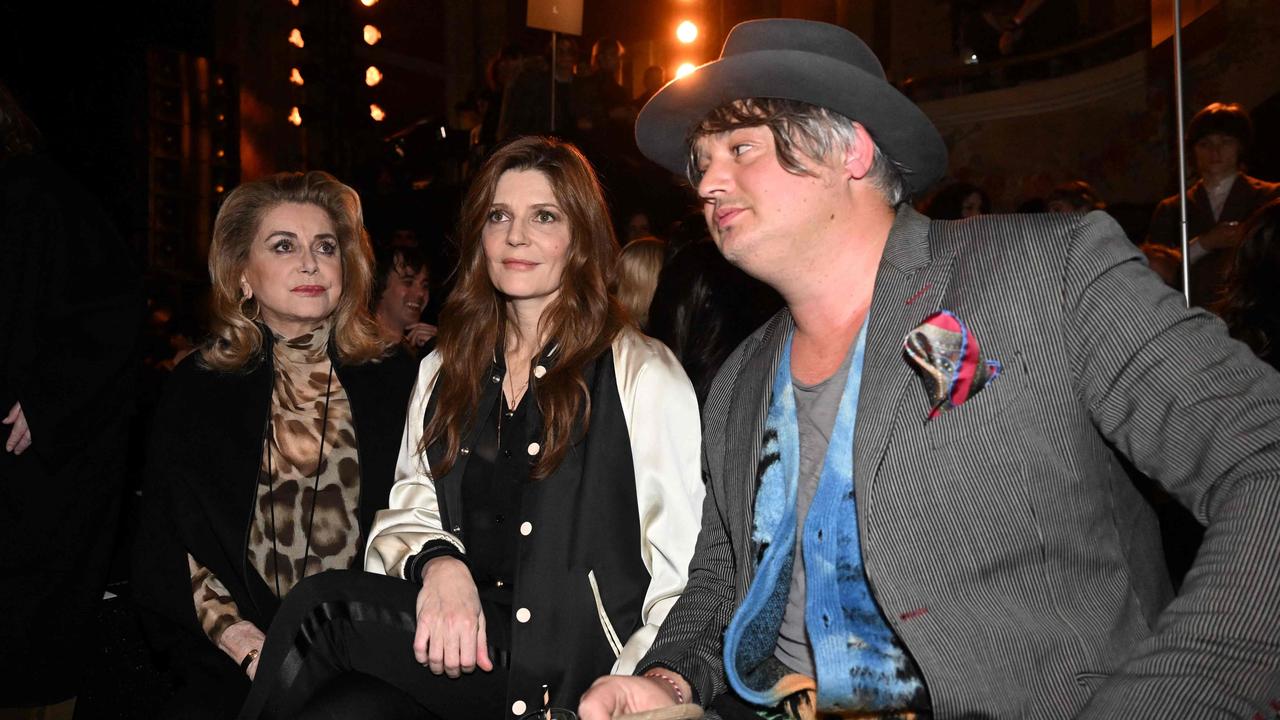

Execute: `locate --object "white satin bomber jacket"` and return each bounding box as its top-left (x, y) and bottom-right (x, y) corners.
top-left (365, 328), bottom-right (705, 715)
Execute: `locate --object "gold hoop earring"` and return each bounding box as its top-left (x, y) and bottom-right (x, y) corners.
top-left (240, 295), bottom-right (261, 322)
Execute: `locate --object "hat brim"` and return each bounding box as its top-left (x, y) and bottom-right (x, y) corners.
top-left (635, 49), bottom-right (947, 196)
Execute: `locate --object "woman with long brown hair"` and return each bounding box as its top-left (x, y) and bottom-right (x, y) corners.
top-left (238, 137), bottom-right (704, 720)
top-left (131, 171), bottom-right (419, 719)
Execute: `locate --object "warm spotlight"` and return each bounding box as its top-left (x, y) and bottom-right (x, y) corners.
top-left (288, 0), bottom-right (299, 6)
top-left (289, 68), bottom-right (304, 85)
top-left (676, 21), bottom-right (698, 44)
top-left (676, 63), bottom-right (696, 79)
top-left (288, 107), bottom-right (303, 125)
top-left (363, 24), bottom-right (381, 45)
top-left (360, 0), bottom-right (379, 6)
top-left (365, 66), bottom-right (383, 86)
top-left (289, 29), bottom-right (305, 48)
top-left (370, 104), bottom-right (386, 121)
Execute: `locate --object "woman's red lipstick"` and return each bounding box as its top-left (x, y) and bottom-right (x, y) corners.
top-left (292, 285), bottom-right (326, 296)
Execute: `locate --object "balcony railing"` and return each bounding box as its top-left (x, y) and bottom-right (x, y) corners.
top-left (898, 16), bottom-right (1148, 102)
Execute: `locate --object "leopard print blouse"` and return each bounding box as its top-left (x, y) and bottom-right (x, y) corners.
top-left (189, 321), bottom-right (361, 644)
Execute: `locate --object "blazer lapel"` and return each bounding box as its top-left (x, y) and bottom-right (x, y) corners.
top-left (1186, 181), bottom-right (1216, 230)
top-left (723, 309), bottom-right (792, 583)
top-left (854, 208), bottom-right (955, 496)
top-left (1220, 173), bottom-right (1256, 222)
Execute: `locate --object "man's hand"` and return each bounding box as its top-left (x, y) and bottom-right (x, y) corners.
top-left (405, 322), bottom-right (438, 349)
top-left (3, 402), bottom-right (31, 455)
top-left (414, 556), bottom-right (492, 678)
top-left (1140, 242), bottom-right (1182, 286)
top-left (1197, 220), bottom-right (1244, 251)
top-left (578, 672), bottom-right (688, 720)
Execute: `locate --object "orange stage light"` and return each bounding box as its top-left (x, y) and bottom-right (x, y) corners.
top-left (676, 21), bottom-right (698, 44)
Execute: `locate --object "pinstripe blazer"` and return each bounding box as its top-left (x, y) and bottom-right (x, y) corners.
top-left (637, 207), bottom-right (1280, 719)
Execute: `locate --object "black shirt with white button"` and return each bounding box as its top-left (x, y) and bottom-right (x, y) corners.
top-left (405, 345), bottom-right (652, 717)
top-left (458, 383), bottom-right (530, 652)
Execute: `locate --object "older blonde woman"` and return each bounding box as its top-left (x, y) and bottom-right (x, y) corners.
top-left (132, 171), bottom-right (418, 719)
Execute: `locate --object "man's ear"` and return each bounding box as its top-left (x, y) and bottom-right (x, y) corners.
top-left (841, 122), bottom-right (876, 182)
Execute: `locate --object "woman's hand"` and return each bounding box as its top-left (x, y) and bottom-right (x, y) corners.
top-left (217, 620), bottom-right (266, 680)
top-left (415, 556), bottom-right (493, 677)
top-left (405, 323), bottom-right (438, 349)
top-left (3, 402), bottom-right (31, 455)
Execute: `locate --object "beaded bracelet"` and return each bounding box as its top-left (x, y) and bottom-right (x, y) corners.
top-left (644, 670), bottom-right (686, 705)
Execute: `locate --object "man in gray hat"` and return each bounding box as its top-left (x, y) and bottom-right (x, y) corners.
top-left (579, 17), bottom-right (1280, 720)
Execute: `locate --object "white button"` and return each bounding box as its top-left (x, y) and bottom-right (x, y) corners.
top-left (516, 607), bottom-right (531, 623)
top-left (533, 365), bottom-right (547, 379)
top-left (527, 442), bottom-right (540, 455)
top-left (520, 521), bottom-right (533, 536)
top-left (511, 700), bottom-right (526, 716)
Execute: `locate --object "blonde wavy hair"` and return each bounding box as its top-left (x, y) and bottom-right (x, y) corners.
top-left (202, 171), bottom-right (389, 371)
top-left (613, 236), bottom-right (665, 328)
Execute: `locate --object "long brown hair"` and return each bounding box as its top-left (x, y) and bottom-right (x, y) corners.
top-left (203, 171), bottom-right (388, 370)
top-left (423, 136), bottom-right (624, 480)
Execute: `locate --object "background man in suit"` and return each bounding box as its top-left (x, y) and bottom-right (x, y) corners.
top-left (1145, 102), bottom-right (1280, 308)
top-left (580, 19), bottom-right (1280, 720)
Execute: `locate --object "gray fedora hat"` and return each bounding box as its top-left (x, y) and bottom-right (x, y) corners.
top-left (635, 19), bottom-right (947, 196)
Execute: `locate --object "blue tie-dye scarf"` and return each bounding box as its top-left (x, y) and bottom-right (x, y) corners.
top-left (722, 322), bottom-right (927, 714)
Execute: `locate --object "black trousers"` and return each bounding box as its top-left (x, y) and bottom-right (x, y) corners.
top-left (239, 570), bottom-right (509, 720)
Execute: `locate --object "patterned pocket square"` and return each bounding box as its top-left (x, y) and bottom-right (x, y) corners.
top-left (903, 310), bottom-right (1002, 420)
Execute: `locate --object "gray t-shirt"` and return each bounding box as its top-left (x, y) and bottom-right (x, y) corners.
top-left (773, 344), bottom-right (856, 677)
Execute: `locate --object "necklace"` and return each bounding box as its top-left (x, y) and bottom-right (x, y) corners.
top-left (497, 369), bottom-right (528, 448)
top-left (264, 364), bottom-right (335, 598)
top-left (504, 370), bottom-right (530, 408)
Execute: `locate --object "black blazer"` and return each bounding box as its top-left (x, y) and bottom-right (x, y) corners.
top-left (1146, 172), bottom-right (1280, 307)
top-left (132, 336), bottom-right (416, 686)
